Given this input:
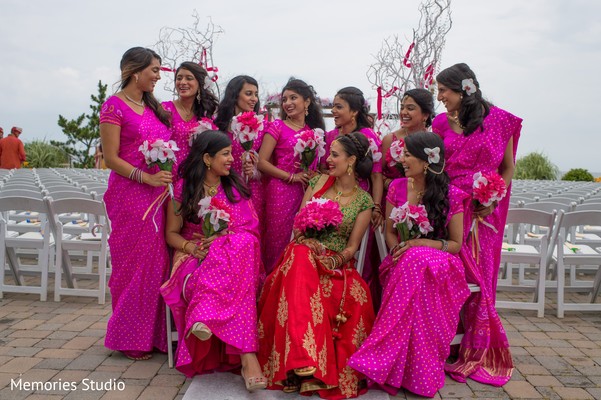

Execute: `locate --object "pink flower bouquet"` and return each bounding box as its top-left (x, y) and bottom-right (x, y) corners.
top-left (188, 118), bottom-right (218, 147)
top-left (385, 139), bottom-right (404, 172)
top-left (198, 196), bottom-right (231, 237)
top-left (293, 198), bottom-right (343, 241)
top-left (293, 128), bottom-right (326, 172)
top-left (139, 139), bottom-right (179, 172)
top-left (472, 171), bottom-right (507, 207)
top-left (367, 138), bottom-right (382, 163)
top-left (389, 201), bottom-right (433, 243)
top-left (231, 111), bottom-right (264, 152)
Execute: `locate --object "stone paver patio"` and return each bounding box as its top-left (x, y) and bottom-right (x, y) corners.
top-left (1, 289), bottom-right (600, 399)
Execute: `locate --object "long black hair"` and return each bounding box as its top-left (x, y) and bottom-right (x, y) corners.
top-left (279, 77), bottom-right (325, 130)
top-left (178, 130), bottom-right (250, 223)
top-left (335, 87), bottom-right (373, 130)
top-left (175, 62), bottom-right (219, 120)
top-left (404, 132), bottom-right (450, 239)
top-left (214, 75), bottom-right (260, 132)
top-left (436, 63), bottom-right (491, 136)
top-left (335, 132), bottom-right (373, 180)
top-left (119, 47), bottom-right (171, 127)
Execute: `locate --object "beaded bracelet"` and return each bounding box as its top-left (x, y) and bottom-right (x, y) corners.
top-left (438, 239), bottom-right (448, 252)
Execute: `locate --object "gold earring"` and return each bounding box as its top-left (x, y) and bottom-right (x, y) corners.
top-left (305, 107), bottom-right (309, 117)
top-left (347, 164), bottom-right (353, 175)
top-left (197, 90), bottom-right (201, 104)
top-left (424, 165), bottom-right (428, 175)
top-left (135, 74), bottom-right (139, 83)
top-left (205, 162), bottom-right (211, 170)
top-left (351, 116), bottom-right (356, 125)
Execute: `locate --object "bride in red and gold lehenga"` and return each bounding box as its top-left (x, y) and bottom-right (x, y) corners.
top-left (257, 132), bottom-right (376, 399)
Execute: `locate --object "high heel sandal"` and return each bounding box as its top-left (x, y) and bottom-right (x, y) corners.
top-left (186, 322), bottom-right (212, 341)
top-left (294, 366), bottom-right (317, 377)
top-left (241, 369), bottom-right (267, 392)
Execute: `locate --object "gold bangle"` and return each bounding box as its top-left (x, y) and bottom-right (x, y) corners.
top-left (181, 240), bottom-right (190, 253)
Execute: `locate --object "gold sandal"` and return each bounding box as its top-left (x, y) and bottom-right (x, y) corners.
top-left (187, 322), bottom-right (212, 341)
top-left (241, 369), bottom-right (267, 392)
top-left (294, 366), bottom-right (317, 376)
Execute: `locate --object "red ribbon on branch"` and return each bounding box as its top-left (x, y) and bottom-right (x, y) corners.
top-left (376, 86), bottom-right (399, 120)
top-left (423, 63), bottom-right (435, 86)
top-left (160, 66), bottom-right (176, 73)
top-left (403, 42), bottom-right (415, 68)
top-left (199, 47), bottom-right (219, 83)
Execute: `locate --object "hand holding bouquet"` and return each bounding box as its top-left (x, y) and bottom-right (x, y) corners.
top-left (293, 128), bottom-right (326, 172)
top-left (470, 171), bottom-right (507, 261)
top-left (139, 139), bottom-right (180, 231)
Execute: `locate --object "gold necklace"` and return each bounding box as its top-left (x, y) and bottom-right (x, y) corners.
top-left (123, 92), bottom-right (144, 107)
top-left (177, 100), bottom-right (193, 119)
top-left (334, 183), bottom-right (358, 202)
top-left (448, 112), bottom-right (464, 130)
top-left (203, 181), bottom-right (220, 197)
top-left (286, 117), bottom-right (305, 130)
top-left (409, 177), bottom-right (425, 202)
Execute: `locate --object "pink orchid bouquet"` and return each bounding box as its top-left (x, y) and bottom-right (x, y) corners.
top-left (231, 111), bottom-right (264, 152)
top-left (472, 171), bottom-right (507, 208)
top-left (139, 139), bottom-right (180, 231)
top-left (188, 118), bottom-right (218, 147)
top-left (385, 139), bottom-right (404, 172)
top-left (389, 201), bottom-right (433, 243)
top-left (293, 128), bottom-right (326, 172)
top-left (367, 138), bottom-right (383, 163)
top-left (293, 198), bottom-right (343, 241)
top-left (198, 196), bottom-right (231, 237)
top-left (264, 93), bottom-right (281, 107)
top-left (139, 139), bottom-right (179, 172)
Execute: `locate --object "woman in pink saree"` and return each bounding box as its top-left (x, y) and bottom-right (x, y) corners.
top-left (160, 131), bottom-right (266, 391)
top-left (258, 78), bottom-right (325, 273)
top-left (348, 132), bottom-right (470, 397)
top-left (433, 63), bottom-right (522, 386)
top-left (162, 62), bottom-right (219, 178)
top-left (100, 47), bottom-right (173, 361)
top-left (214, 75), bottom-right (267, 235)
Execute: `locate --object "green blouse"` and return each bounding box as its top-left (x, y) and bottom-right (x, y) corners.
top-left (308, 175), bottom-right (374, 253)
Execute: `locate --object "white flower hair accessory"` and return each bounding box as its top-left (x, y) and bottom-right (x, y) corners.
top-left (461, 78), bottom-right (477, 96)
top-left (424, 147), bottom-right (440, 164)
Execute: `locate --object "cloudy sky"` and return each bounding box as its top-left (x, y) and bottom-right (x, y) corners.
top-left (1, 0), bottom-right (600, 172)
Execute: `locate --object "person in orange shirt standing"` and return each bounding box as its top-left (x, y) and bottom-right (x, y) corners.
top-left (0, 126), bottom-right (26, 169)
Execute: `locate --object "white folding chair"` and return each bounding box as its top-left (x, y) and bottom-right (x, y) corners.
top-left (554, 210), bottom-right (601, 318)
top-left (0, 196), bottom-right (52, 301)
top-left (496, 209), bottom-right (556, 317)
top-left (44, 197), bottom-right (111, 304)
top-left (450, 283), bottom-right (481, 346)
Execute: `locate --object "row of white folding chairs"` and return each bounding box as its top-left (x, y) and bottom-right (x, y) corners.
top-left (0, 195), bottom-right (111, 304)
top-left (497, 208), bottom-right (601, 317)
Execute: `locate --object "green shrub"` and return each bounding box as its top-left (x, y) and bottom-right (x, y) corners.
top-left (514, 152), bottom-right (559, 180)
top-left (24, 140), bottom-right (70, 168)
top-left (562, 168), bottom-right (595, 182)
